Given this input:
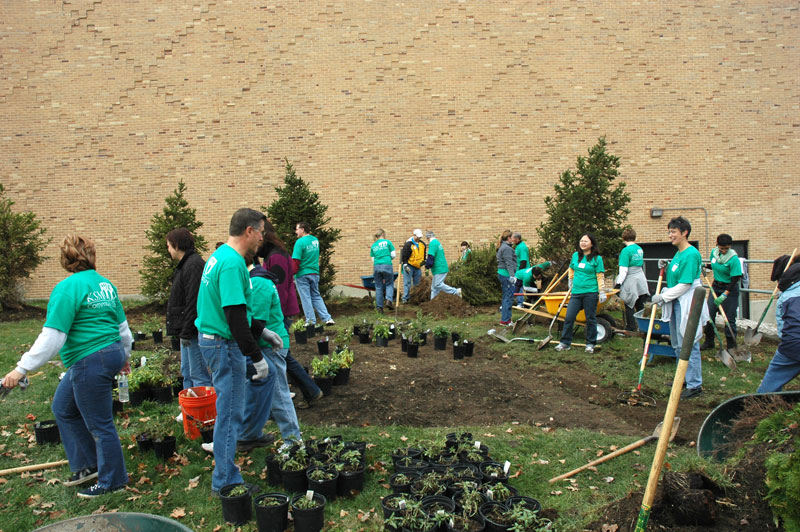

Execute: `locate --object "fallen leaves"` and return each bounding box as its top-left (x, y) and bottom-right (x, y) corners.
top-left (170, 507), bottom-right (186, 519)
top-left (184, 475), bottom-right (200, 491)
top-left (25, 414), bottom-right (36, 421)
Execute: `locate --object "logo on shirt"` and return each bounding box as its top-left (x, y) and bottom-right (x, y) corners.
top-left (201, 257), bottom-right (218, 286)
top-left (86, 282), bottom-right (117, 309)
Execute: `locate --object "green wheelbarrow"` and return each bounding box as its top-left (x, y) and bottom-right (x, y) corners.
top-left (697, 390), bottom-right (800, 462)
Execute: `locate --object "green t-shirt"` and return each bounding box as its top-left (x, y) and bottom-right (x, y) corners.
top-left (195, 244), bottom-right (252, 339)
top-left (619, 244), bottom-right (644, 267)
top-left (370, 238), bottom-right (395, 265)
top-left (516, 267), bottom-right (534, 287)
top-left (250, 276), bottom-right (289, 349)
top-left (44, 270), bottom-right (126, 368)
top-left (461, 249), bottom-right (472, 262)
top-left (709, 248), bottom-right (742, 284)
top-left (427, 238), bottom-right (449, 275)
top-left (666, 245), bottom-right (702, 288)
top-left (292, 234), bottom-right (320, 276)
top-left (515, 241), bottom-right (530, 269)
top-left (570, 252), bottom-right (605, 294)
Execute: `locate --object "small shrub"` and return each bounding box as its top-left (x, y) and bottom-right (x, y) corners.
top-left (445, 243), bottom-right (502, 306)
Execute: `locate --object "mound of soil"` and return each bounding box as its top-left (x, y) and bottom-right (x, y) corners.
top-left (420, 293), bottom-right (476, 319)
top-left (0, 303), bottom-right (46, 322)
top-left (408, 277), bottom-right (432, 305)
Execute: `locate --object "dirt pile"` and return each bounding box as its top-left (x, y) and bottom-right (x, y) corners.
top-left (408, 276), bottom-right (432, 304)
top-left (420, 292), bottom-right (476, 318)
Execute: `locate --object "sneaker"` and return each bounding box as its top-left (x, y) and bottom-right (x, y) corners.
top-left (201, 442), bottom-right (214, 454)
top-left (680, 386), bottom-right (703, 400)
top-left (385, 301), bottom-right (394, 310)
top-left (237, 433), bottom-right (276, 452)
top-left (297, 389), bottom-right (323, 409)
top-left (64, 467), bottom-right (98, 487)
top-left (289, 392), bottom-right (296, 399)
top-left (585, 345), bottom-right (595, 354)
top-left (278, 439), bottom-right (302, 454)
top-left (325, 319), bottom-right (335, 326)
top-left (175, 412), bottom-right (183, 423)
top-left (499, 320), bottom-right (511, 326)
top-left (456, 288), bottom-right (463, 298)
top-left (554, 343), bottom-right (570, 352)
top-left (77, 483), bottom-right (125, 499)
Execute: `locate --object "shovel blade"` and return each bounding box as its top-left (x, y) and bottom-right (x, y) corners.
top-left (732, 346), bottom-right (752, 363)
top-left (536, 335), bottom-right (552, 351)
top-left (744, 328), bottom-right (763, 346)
top-left (652, 417), bottom-right (681, 441)
top-left (716, 348), bottom-right (737, 370)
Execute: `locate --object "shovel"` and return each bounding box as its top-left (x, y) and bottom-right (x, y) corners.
top-left (744, 247), bottom-right (797, 347)
top-left (488, 328), bottom-right (587, 346)
top-left (512, 269), bottom-right (568, 334)
top-left (537, 290), bottom-right (571, 350)
top-left (701, 270), bottom-right (750, 363)
top-left (549, 418), bottom-right (681, 483)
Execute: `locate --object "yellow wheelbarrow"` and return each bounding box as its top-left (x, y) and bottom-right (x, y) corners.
top-left (517, 289), bottom-right (620, 344)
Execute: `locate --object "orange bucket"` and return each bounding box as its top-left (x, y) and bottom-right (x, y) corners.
top-left (178, 386), bottom-right (216, 440)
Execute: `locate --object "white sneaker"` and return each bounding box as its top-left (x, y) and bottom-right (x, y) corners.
top-left (278, 439), bottom-right (302, 454)
top-left (585, 345), bottom-right (595, 354)
top-left (289, 392), bottom-right (296, 399)
top-left (325, 319), bottom-right (335, 326)
top-left (175, 412), bottom-right (183, 423)
top-left (456, 288), bottom-right (463, 298)
top-left (201, 442), bottom-right (214, 454)
top-left (554, 343), bottom-right (570, 352)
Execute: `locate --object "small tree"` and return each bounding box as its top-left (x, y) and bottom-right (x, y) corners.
top-left (0, 184), bottom-right (51, 310)
top-left (266, 159), bottom-right (341, 297)
top-left (536, 137), bottom-right (630, 271)
top-left (445, 243), bottom-right (502, 306)
top-left (139, 180), bottom-right (208, 304)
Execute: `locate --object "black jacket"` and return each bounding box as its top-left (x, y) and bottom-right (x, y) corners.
top-left (166, 250), bottom-right (205, 339)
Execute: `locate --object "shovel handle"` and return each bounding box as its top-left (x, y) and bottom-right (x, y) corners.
top-left (754, 248), bottom-right (798, 330)
top-left (638, 268), bottom-right (665, 375)
top-left (549, 436), bottom-right (654, 483)
top-left (0, 459), bottom-right (69, 477)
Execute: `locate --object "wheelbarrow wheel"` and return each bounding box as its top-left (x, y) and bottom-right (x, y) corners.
top-left (595, 317), bottom-right (614, 344)
top-left (597, 313), bottom-right (618, 329)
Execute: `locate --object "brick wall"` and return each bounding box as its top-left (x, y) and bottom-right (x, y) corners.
top-left (2, 0), bottom-right (798, 299)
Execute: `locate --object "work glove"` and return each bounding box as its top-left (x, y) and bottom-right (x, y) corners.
top-left (702, 264), bottom-right (712, 272)
top-left (568, 278), bottom-right (573, 290)
top-left (180, 338), bottom-right (190, 348)
top-left (403, 264), bottom-right (411, 274)
top-left (252, 358), bottom-right (269, 380)
top-left (714, 293), bottom-right (728, 306)
top-left (598, 292), bottom-right (607, 304)
top-left (651, 294), bottom-right (665, 305)
top-left (614, 283), bottom-right (621, 290)
top-left (260, 327), bottom-right (283, 349)
top-left (657, 259), bottom-right (668, 269)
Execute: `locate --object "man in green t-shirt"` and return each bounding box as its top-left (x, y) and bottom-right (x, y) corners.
top-left (292, 222), bottom-right (334, 326)
top-left (511, 232), bottom-right (530, 305)
top-left (650, 216), bottom-right (710, 400)
top-left (370, 229), bottom-right (396, 312)
top-left (195, 208), bottom-right (284, 494)
top-left (701, 233), bottom-right (743, 351)
top-left (425, 230), bottom-right (461, 300)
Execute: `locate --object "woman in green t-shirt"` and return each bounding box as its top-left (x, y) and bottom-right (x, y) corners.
top-left (1, 235), bottom-right (132, 498)
top-left (555, 233), bottom-right (606, 354)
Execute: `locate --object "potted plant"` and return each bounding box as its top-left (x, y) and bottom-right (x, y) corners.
top-left (142, 314), bottom-right (164, 344)
top-left (279, 445), bottom-right (310, 493)
top-left (481, 481), bottom-right (517, 502)
top-left (317, 335), bottom-right (330, 355)
top-left (448, 513), bottom-right (486, 532)
top-left (219, 483), bottom-right (253, 525)
top-left (453, 486), bottom-right (488, 518)
top-left (453, 340), bottom-right (465, 360)
top-left (306, 321), bottom-right (316, 339)
top-left (290, 492), bottom-right (326, 532)
top-left (462, 336), bottom-right (475, 357)
top-left (357, 323), bottom-right (372, 344)
top-left (290, 320), bottom-right (308, 344)
top-left (373, 323), bottom-right (391, 347)
top-left (311, 355), bottom-right (337, 395)
top-left (306, 465), bottom-right (338, 502)
top-left (34, 420), bottom-right (60, 445)
top-left (334, 327), bottom-right (353, 351)
top-left (331, 347), bottom-right (354, 385)
top-left (384, 498), bottom-right (436, 532)
top-left (335, 451), bottom-right (366, 496)
top-left (479, 461), bottom-right (509, 484)
top-left (151, 417), bottom-right (177, 461)
top-left (433, 325), bottom-right (449, 350)
top-left (410, 471), bottom-right (448, 497)
top-left (254, 492), bottom-right (290, 532)
top-left (389, 471), bottom-right (420, 494)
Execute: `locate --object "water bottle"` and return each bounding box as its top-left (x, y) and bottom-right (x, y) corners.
top-left (118, 374), bottom-right (130, 403)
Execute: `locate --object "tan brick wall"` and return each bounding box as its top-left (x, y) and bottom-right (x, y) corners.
top-left (1, 1), bottom-right (798, 299)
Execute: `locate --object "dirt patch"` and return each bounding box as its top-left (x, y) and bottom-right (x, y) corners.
top-left (420, 293), bottom-right (476, 319)
top-left (408, 276), bottom-right (432, 305)
top-left (0, 303), bottom-right (46, 322)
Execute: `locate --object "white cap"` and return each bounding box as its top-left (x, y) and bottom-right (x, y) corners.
top-left (413, 229), bottom-right (423, 238)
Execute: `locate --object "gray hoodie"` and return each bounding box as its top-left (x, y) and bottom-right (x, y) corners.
top-left (496, 241), bottom-right (517, 276)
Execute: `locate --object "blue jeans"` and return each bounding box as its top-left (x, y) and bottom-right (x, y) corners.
top-left (52, 341), bottom-right (128, 489)
top-left (295, 274), bottom-right (331, 325)
top-left (283, 317), bottom-right (321, 401)
top-left (498, 274), bottom-right (514, 322)
top-left (373, 263), bottom-right (394, 309)
top-left (198, 334), bottom-right (247, 492)
top-left (180, 337), bottom-right (212, 389)
top-left (757, 349), bottom-right (800, 393)
top-left (431, 272), bottom-right (458, 300)
top-left (240, 351), bottom-right (277, 441)
top-left (559, 292), bottom-right (599, 346)
top-left (402, 266), bottom-right (422, 302)
top-left (266, 348), bottom-right (301, 440)
top-left (669, 299), bottom-right (703, 389)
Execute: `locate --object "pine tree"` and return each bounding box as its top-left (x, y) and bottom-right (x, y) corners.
top-left (535, 137), bottom-right (631, 270)
top-left (266, 159), bottom-right (341, 297)
top-left (0, 184), bottom-right (51, 310)
top-left (139, 180), bottom-right (208, 304)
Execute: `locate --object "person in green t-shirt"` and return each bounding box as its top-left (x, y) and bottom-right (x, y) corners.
top-left (511, 232), bottom-right (530, 306)
top-left (650, 216), bottom-right (710, 400)
top-left (700, 233), bottom-right (743, 351)
top-left (614, 227), bottom-right (650, 331)
top-left (460, 241), bottom-right (472, 262)
top-left (292, 222), bottom-right (334, 326)
top-left (2, 234), bottom-right (133, 497)
top-left (425, 230), bottom-right (461, 300)
top-left (555, 233), bottom-right (606, 353)
top-left (370, 228), bottom-right (397, 312)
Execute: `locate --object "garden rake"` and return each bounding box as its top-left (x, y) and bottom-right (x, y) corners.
top-left (744, 248), bottom-right (797, 347)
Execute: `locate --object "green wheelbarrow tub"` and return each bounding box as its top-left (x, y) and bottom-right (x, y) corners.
top-left (32, 512), bottom-right (193, 532)
top-left (697, 390), bottom-right (800, 462)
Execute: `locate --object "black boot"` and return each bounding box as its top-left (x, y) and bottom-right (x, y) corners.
top-left (700, 324), bottom-right (716, 350)
top-left (726, 336), bottom-right (738, 351)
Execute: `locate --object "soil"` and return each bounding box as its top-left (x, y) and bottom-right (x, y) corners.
top-left (0, 303), bottom-right (46, 322)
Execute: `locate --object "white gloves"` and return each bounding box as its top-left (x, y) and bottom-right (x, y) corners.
top-left (598, 292), bottom-right (607, 303)
top-left (261, 328), bottom-right (283, 349)
top-left (509, 277), bottom-right (517, 285)
top-left (252, 358), bottom-right (269, 380)
top-left (657, 259), bottom-right (668, 269)
top-left (651, 294), bottom-right (665, 305)
top-left (403, 264), bottom-right (411, 274)
top-left (568, 278), bottom-right (573, 290)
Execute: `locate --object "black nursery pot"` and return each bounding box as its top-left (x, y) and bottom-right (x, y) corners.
top-left (134, 331), bottom-right (147, 342)
top-left (171, 336), bottom-right (181, 351)
top-left (153, 435), bottom-right (177, 461)
top-left (219, 484), bottom-right (253, 525)
top-left (505, 495), bottom-right (541, 514)
top-left (306, 466), bottom-right (339, 502)
top-left (375, 336), bottom-right (389, 347)
top-left (433, 335), bottom-right (447, 350)
top-left (317, 339), bottom-right (329, 355)
top-left (291, 492), bottom-right (326, 532)
top-left (332, 367), bottom-right (350, 386)
top-left (254, 492), bottom-right (289, 532)
top-left (401, 336), bottom-right (408, 352)
top-left (306, 324), bottom-right (316, 339)
top-left (152, 330), bottom-right (163, 344)
top-left (451, 332), bottom-right (461, 343)
top-left (265, 454), bottom-right (282, 486)
top-left (280, 465), bottom-right (308, 493)
top-left (381, 492), bottom-right (411, 522)
top-left (136, 432), bottom-right (153, 452)
top-left (294, 330), bottom-right (308, 344)
top-left (358, 331), bottom-right (371, 344)
top-left (407, 342), bottom-right (419, 358)
top-left (453, 343), bottom-right (465, 360)
top-left (200, 428), bottom-right (214, 444)
top-left (152, 386), bottom-right (173, 404)
top-left (337, 464), bottom-right (365, 497)
top-left (314, 376), bottom-right (333, 396)
top-left (419, 331), bottom-right (428, 346)
top-left (315, 324), bottom-right (324, 335)
top-left (129, 387), bottom-right (151, 406)
top-left (34, 420), bottom-right (60, 445)
top-left (389, 471), bottom-right (421, 494)
top-left (463, 341), bottom-right (475, 357)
